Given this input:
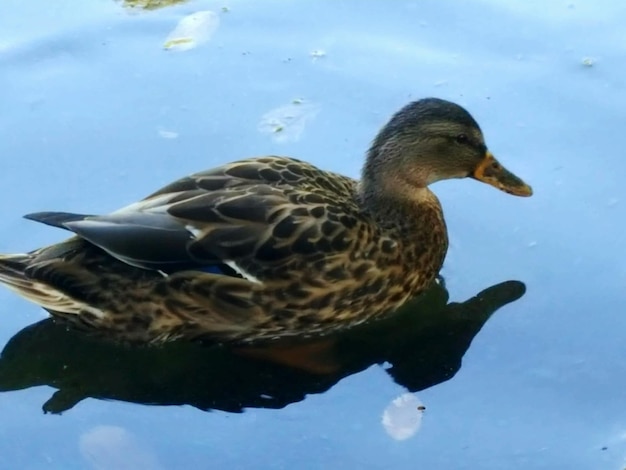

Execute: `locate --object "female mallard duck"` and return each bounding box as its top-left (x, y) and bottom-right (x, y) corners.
top-left (0, 98), bottom-right (532, 343)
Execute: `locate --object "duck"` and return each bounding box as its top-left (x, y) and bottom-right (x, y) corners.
top-left (0, 98), bottom-right (532, 344)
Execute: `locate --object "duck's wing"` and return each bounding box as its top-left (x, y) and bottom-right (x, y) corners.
top-left (24, 209), bottom-right (199, 270)
top-left (24, 157), bottom-right (371, 278)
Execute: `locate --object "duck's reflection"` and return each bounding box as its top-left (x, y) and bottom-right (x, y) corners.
top-left (0, 278), bottom-right (525, 414)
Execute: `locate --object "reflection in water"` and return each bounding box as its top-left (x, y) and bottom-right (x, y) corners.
top-left (0, 278), bottom-right (524, 414)
top-left (382, 393), bottom-right (424, 441)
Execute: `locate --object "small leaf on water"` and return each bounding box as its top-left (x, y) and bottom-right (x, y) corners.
top-left (163, 11), bottom-right (220, 51)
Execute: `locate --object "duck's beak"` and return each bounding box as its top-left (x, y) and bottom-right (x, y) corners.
top-left (471, 151), bottom-right (533, 197)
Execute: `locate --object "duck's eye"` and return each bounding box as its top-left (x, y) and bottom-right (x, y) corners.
top-left (455, 134), bottom-right (469, 144)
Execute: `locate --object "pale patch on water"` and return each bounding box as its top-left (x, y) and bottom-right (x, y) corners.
top-left (310, 49), bottom-right (327, 59)
top-left (79, 425), bottom-right (163, 470)
top-left (258, 99), bottom-right (320, 143)
top-left (581, 57), bottom-right (595, 67)
top-left (158, 128), bottom-right (179, 139)
top-left (381, 393), bottom-right (425, 441)
top-left (163, 11), bottom-right (220, 51)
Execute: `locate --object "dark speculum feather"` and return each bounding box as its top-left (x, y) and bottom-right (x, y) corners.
top-left (194, 264), bottom-right (224, 275)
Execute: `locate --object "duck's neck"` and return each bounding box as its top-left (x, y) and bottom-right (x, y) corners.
top-left (358, 173), bottom-right (443, 229)
top-left (358, 181), bottom-right (448, 296)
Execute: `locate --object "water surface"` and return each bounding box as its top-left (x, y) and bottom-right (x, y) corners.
top-left (0, 1), bottom-right (624, 468)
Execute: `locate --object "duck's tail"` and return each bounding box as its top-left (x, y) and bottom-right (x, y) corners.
top-left (0, 253), bottom-right (32, 293)
top-left (0, 253), bottom-right (82, 315)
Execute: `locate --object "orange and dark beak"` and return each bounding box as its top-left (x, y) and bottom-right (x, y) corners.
top-left (472, 152), bottom-right (533, 197)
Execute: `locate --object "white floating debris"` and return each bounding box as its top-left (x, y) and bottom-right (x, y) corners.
top-left (310, 49), bottom-right (326, 59)
top-left (158, 129), bottom-right (179, 139)
top-left (581, 57), bottom-right (595, 67)
top-left (527, 241), bottom-right (538, 248)
top-left (164, 11), bottom-right (220, 51)
top-left (258, 100), bottom-right (320, 143)
top-left (381, 393), bottom-right (424, 441)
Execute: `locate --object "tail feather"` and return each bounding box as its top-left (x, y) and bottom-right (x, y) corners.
top-left (0, 253), bottom-right (85, 315)
top-left (24, 212), bottom-right (91, 231)
top-left (0, 254), bottom-right (31, 289)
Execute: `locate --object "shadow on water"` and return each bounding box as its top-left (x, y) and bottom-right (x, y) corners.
top-left (0, 278), bottom-right (525, 415)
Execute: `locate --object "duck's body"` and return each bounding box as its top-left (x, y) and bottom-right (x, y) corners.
top-left (0, 98), bottom-right (531, 343)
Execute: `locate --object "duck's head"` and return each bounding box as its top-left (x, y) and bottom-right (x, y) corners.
top-left (362, 98), bottom-right (532, 200)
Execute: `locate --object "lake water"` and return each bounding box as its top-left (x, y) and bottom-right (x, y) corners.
top-left (0, 1), bottom-right (624, 468)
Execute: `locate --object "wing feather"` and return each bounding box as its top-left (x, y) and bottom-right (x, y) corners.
top-left (24, 157), bottom-right (367, 278)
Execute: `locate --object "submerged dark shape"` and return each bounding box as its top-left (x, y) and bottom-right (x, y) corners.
top-left (0, 279), bottom-right (525, 414)
top-left (0, 98), bottom-right (532, 343)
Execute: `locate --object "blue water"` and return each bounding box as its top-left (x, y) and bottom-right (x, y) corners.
top-left (1, 1), bottom-right (625, 468)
